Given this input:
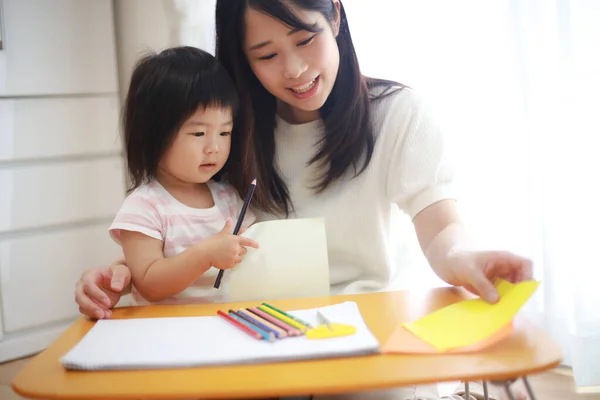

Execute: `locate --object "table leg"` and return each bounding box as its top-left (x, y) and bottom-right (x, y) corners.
top-left (483, 380), bottom-right (489, 400)
top-left (494, 376), bottom-right (537, 400)
top-left (522, 376), bottom-right (537, 400)
top-left (464, 381), bottom-right (470, 399)
top-left (503, 381), bottom-right (517, 400)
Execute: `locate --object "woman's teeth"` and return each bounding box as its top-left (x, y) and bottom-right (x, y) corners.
top-left (290, 78), bottom-right (316, 93)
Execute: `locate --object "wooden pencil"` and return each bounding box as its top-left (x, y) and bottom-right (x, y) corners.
top-left (261, 302), bottom-right (313, 328)
top-left (247, 307), bottom-right (303, 336)
top-left (228, 310), bottom-right (274, 342)
top-left (257, 305), bottom-right (308, 333)
top-left (241, 308), bottom-right (288, 338)
top-left (217, 310), bottom-right (262, 340)
top-left (214, 178), bottom-right (257, 288)
top-left (235, 309), bottom-right (285, 339)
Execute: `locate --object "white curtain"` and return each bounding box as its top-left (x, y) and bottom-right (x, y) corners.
top-left (344, 0), bottom-right (600, 390)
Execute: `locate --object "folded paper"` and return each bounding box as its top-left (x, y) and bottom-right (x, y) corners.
top-left (383, 279), bottom-right (540, 354)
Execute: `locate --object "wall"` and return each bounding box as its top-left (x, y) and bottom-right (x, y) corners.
top-left (113, 0), bottom-right (216, 104)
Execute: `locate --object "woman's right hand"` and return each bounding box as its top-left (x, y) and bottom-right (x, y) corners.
top-left (75, 262), bottom-right (132, 319)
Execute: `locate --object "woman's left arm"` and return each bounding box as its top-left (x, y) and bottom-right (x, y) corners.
top-left (413, 199), bottom-right (533, 303)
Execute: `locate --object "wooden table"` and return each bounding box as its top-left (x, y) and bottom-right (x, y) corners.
top-left (11, 288), bottom-right (562, 399)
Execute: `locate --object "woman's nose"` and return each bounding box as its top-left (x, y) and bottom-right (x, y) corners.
top-left (282, 53), bottom-right (308, 80)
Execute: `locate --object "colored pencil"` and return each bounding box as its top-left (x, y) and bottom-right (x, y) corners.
top-left (261, 302), bottom-right (313, 328)
top-left (230, 309), bottom-right (276, 340)
top-left (257, 305), bottom-right (308, 332)
top-left (236, 309), bottom-right (285, 339)
top-left (214, 178), bottom-right (257, 289)
top-left (247, 307), bottom-right (303, 336)
top-left (217, 310), bottom-right (262, 340)
top-left (243, 308), bottom-right (289, 338)
top-left (228, 310), bottom-right (274, 342)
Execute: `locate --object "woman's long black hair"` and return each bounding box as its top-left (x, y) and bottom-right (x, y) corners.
top-left (216, 0), bottom-right (402, 216)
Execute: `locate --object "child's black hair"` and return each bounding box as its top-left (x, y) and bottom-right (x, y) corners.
top-left (122, 46), bottom-right (239, 192)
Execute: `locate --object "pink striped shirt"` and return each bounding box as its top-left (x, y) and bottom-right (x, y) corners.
top-left (109, 179), bottom-right (255, 305)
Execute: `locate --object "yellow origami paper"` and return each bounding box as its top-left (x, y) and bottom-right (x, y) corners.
top-left (404, 279), bottom-right (540, 351)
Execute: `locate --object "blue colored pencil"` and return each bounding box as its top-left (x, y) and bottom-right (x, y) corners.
top-left (236, 309), bottom-right (285, 339)
top-left (228, 310), bottom-right (274, 342)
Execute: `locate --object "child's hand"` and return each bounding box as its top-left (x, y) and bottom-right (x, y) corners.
top-left (203, 218), bottom-right (259, 270)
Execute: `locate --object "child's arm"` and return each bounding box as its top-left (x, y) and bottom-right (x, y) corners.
top-left (119, 218), bottom-right (259, 302)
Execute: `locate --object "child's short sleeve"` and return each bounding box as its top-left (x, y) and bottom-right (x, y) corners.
top-left (383, 89), bottom-right (457, 219)
top-left (109, 188), bottom-right (164, 245)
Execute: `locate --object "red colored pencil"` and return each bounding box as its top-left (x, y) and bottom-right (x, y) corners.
top-left (217, 310), bottom-right (262, 340)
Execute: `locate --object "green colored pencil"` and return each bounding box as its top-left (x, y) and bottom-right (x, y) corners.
top-left (261, 302), bottom-right (313, 328)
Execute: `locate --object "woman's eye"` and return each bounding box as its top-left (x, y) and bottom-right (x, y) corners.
top-left (258, 54), bottom-right (276, 61)
top-left (192, 132), bottom-right (204, 137)
top-left (220, 131), bottom-right (231, 136)
top-left (298, 35), bottom-right (316, 46)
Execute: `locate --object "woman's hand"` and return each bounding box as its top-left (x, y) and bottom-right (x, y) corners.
top-left (441, 249), bottom-right (533, 303)
top-left (75, 262), bottom-right (132, 319)
top-left (413, 200), bottom-right (534, 303)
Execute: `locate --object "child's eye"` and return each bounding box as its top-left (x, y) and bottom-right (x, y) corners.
top-left (298, 34), bottom-right (316, 47)
top-left (258, 54), bottom-right (276, 61)
top-left (220, 131), bottom-right (231, 136)
top-left (191, 132), bottom-right (204, 137)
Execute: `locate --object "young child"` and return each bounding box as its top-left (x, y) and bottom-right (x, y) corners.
top-left (109, 46), bottom-right (259, 306)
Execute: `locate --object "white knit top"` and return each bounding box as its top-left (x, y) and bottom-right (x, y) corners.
top-left (254, 87), bottom-right (456, 295)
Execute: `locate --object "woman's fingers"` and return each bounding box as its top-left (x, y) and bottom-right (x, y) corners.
top-left (109, 263), bottom-right (132, 292)
top-left (82, 278), bottom-right (111, 308)
top-left (468, 267), bottom-right (500, 303)
top-left (76, 282), bottom-right (106, 319)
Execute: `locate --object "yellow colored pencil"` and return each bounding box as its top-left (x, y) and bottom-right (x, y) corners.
top-left (257, 305), bottom-right (308, 332)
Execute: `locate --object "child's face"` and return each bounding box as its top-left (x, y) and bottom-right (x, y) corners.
top-left (158, 106), bottom-right (232, 185)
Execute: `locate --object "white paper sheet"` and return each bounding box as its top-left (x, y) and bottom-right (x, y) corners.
top-left (60, 301), bottom-right (380, 371)
top-left (225, 218), bottom-right (330, 302)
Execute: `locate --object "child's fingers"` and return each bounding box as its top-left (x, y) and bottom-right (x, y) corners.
top-left (221, 217), bottom-right (234, 233)
top-left (238, 236), bottom-right (259, 248)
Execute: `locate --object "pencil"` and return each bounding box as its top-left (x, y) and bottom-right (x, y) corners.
top-left (214, 178), bottom-right (257, 289)
top-left (261, 302), bottom-right (313, 328)
top-left (228, 310), bottom-right (274, 342)
top-left (243, 308), bottom-right (289, 338)
top-left (217, 310), bottom-right (262, 340)
top-left (257, 305), bottom-right (308, 333)
top-left (235, 309), bottom-right (284, 339)
top-left (247, 307), bottom-right (303, 336)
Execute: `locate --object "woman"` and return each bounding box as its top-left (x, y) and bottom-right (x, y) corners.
top-left (76, 1), bottom-right (531, 399)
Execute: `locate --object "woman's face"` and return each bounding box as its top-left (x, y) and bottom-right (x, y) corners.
top-left (243, 2), bottom-right (340, 123)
